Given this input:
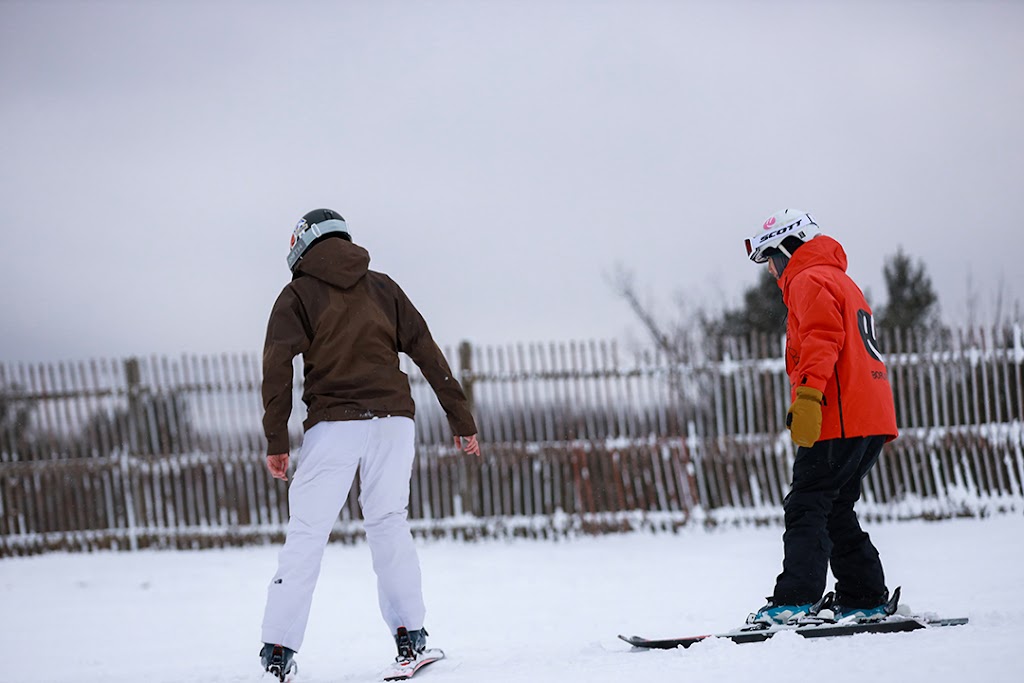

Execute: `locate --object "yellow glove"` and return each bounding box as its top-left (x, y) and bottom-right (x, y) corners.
top-left (786, 386), bottom-right (823, 448)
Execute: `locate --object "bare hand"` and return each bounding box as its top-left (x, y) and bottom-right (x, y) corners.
top-left (266, 453), bottom-right (290, 481)
top-left (454, 434), bottom-right (481, 456)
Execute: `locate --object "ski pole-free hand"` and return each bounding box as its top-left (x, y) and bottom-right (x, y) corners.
top-left (454, 434), bottom-right (481, 456)
top-left (266, 453), bottom-right (290, 481)
top-left (786, 386), bottom-right (823, 448)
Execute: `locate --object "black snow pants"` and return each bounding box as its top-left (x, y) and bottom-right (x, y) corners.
top-left (772, 435), bottom-right (888, 608)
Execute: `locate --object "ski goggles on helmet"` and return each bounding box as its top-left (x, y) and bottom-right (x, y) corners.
top-left (287, 218), bottom-right (350, 271)
top-left (745, 210), bottom-right (819, 264)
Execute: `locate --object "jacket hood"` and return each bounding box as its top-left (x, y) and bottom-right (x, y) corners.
top-left (779, 235), bottom-right (848, 295)
top-left (294, 238), bottom-right (370, 289)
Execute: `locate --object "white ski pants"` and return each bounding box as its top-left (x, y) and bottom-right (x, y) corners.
top-left (261, 417), bottom-right (425, 651)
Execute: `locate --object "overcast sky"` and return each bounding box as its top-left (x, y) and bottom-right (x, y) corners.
top-left (2, 0), bottom-right (1022, 363)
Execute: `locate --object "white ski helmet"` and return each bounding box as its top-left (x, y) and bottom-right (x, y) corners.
top-left (287, 208), bottom-right (350, 271)
top-left (744, 209), bottom-right (822, 264)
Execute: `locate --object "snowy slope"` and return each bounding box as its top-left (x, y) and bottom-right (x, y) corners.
top-left (2, 516), bottom-right (1021, 683)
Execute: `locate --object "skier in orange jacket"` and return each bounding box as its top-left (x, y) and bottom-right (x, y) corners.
top-left (744, 209), bottom-right (899, 625)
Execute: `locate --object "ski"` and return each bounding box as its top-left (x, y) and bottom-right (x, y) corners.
top-left (619, 615), bottom-right (969, 650)
top-left (381, 648), bottom-right (445, 681)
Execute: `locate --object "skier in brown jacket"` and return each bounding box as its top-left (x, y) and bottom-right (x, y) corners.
top-left (259, 208), bottom-right (479, 680)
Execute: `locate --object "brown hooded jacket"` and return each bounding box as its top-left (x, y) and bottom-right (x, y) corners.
top-left (261, 238), bottom-right (476, 455)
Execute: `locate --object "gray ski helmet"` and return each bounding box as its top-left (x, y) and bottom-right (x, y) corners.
top-left (287, 208), bottom-right (350, 271)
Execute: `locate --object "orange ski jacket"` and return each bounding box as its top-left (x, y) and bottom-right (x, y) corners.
top-left (778, 235), bottom-right (898, 442)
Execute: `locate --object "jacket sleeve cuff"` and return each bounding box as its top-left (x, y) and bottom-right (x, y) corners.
top-left (799, 374), bottom-right (829, 394)
top-left (448, 414), bottom-right (478, 437)
top-left (266, 434), bottom-right (290, 455)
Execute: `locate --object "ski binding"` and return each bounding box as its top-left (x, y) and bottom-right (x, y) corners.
top-left (382, 648), bottom-right (445, 681)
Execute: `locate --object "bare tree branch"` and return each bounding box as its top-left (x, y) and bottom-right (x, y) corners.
top-left (606, 264), bottom-right (680, 361)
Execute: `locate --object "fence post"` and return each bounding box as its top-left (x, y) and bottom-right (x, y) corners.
top-left (124, 357), bottom-right (143, 455)
top-left (459, 341), bottom-right (475, 414)
top-left (119, 452), bottom-right (138, 551)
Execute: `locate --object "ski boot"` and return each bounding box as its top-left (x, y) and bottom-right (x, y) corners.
top-left (385, 627), bottom-right (445, 681)
top-left (747, 592), bottom-right (835, 626)
top-left (394, 626), bottom-right (429, 662)
top-left (834, 586), bottom-right (902, 623)
top-left (260, 643), bottom-right (297, 682)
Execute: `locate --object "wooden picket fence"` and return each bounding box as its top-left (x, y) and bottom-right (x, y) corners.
top-left (1, 325), bottom-right (1022, 556)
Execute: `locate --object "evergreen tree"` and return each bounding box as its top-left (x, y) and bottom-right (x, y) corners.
top-left (0, 381), bottom-right (37, 458)
top-left (711, 269), bottom-right (788, 338)
top-left (878, 247), bottom-right (939, 330)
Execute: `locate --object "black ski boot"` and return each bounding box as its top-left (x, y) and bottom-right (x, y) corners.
top-left (794, 591), bottom-right (838, 625)
top-left (260, 643), bottom-right (297, 682)
top-left (394, 626), bottom-right (428, 662)
top-left (834, 586), bottom-right (901, 622)
top-left (747, 592), bottom-right (835, 627)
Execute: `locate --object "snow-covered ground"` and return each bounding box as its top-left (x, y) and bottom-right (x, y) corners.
top-left (3, 516), bottom-right (1022, 683)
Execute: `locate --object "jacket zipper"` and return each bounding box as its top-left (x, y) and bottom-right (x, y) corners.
top-left (834, 363), bottom-right (846, 438)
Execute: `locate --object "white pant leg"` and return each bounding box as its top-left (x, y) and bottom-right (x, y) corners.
top-left (261, 421), bottom-right (366, 650)
top-left (359, 417), bottom-right (425, 634)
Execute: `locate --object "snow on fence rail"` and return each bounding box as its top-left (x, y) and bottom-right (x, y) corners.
top-left (1, 325), bottom-right (1022, 556)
